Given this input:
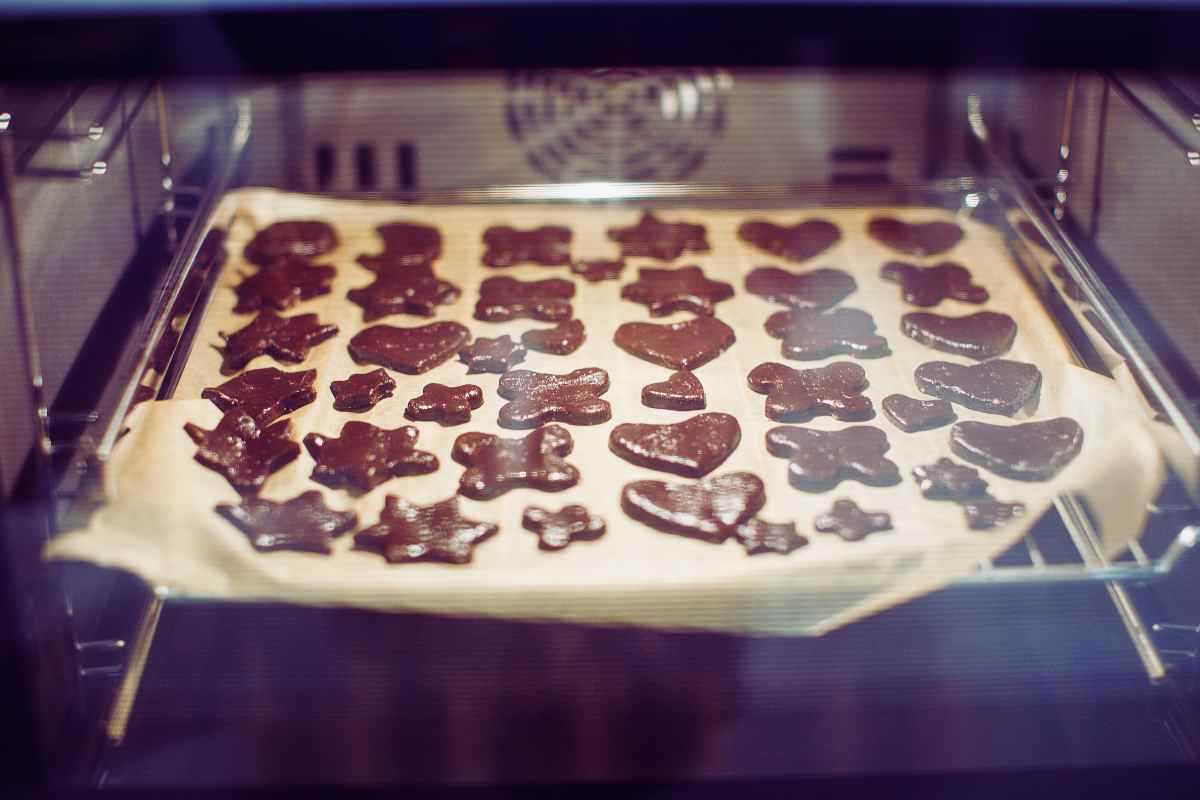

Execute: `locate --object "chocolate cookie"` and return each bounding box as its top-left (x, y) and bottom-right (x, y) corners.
top-left (607, 211), bottom-right (709, 261)
top-left (911, 457), bottom-right (988, 500)
top-left (962, 498), bottom-right (1026, 530)
top-left (745, 266), bottom-right (856, 310)
top-left (405, 383), bottom-right (484, 426)
top-left (901, 310), bottom-right (1017, 360)
top-left (184, 411), bottom-right (300, 494)
top-left (522, 505), bottom-right (606, 551)
top-left (914, 359), bottom-right (1042, 416)
top-left (216, 491), bottom-right (357, 554)
top-left (458, 335), bottom-right (527, 375)
top-left (201, 366), bottom-right (317, 426)
top-left (747, 362), bottom-right (874, 422)
top-left (356, 495), bottom-right (497, 564)
top-left (522, 319), bottom-right (585, 355)
top-left (765, 425), bottom-right (900, 491)
top-left (329, 368), bottom-right (397, 412)
top-left (867, 217), bottom-right (963, 257)
top-left (881, 394), bottom-right (955, 433)
top-left (621, 472), bottom-right (765, 543)
top-left (642, 370), bottom-right (705, 411)
top-left (763, 307), bottom-right (889, 360)
top-left (614, 317), bottom-right (736, 370)
top-left (304, 421), bottom-right (438, 493)
top-left (475, 276), bottom-right (575, 322)
top-left (813, 499), bottom-right (893, 542)
top-left (950, 417), bottom-right (1084, 481)
top-left (570, 258), bottom-right (624, 282)
top-left (482, 225), bottom-right (572, 268)
top-left (244, 220), bottom-right (338, 266)
top-left (356, 221), bottom-right (442, 270)
top-left (233, 257), bottom-right (336, 314)
top-left (348, 322), bottom-right (472, 374)
top-left (346, 263), bottom-right (460, 320)
top-left (735, 518), bottom-right (809, 555)
top-left (609, 412), bottom-right (740, 478)
top-left (218, 311), bottom-right (339, 375)
top-left (620, 266), bottom-right (734, 317)
top-left (880, 261), bottom-right (989, 307)
top-left (737, 219), bottom-right (841, 262)
top-left (496, 367), bottom-right (612, 428)
top-left (453, 424), bottom-right (580, 500)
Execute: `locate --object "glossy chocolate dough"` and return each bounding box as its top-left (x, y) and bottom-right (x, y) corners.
top-left (184, 411), bottom-right (300, 494)
top-left (496, 367), bottom-right (612, 429)
top-left (620, 266), bottom-right (734, 317)
top-left (881, 394), bottom-right (956, 433)
top-left (244, 220), bottom-right (338, 266)
top-left (233, 257), bottom-right (336, 314)
top-left (911, 457), bottom-right (989, 500)
top-left (950, 417), bottom-right (1084, 481)
top-left (329, 368), bottom-right (397, 413)
top-left (453, 424), bottom-right (580, 500)
top-left (475, 276), bottom-right (575, 322)
top-left (216, 491), bottom-right (357, 554)
top-left (348, 322), bottom-right (472, 374)
top-left (522, 505), bottom-right (607, 551)
top-left (614, 317), bottom-right (736, 371)
top-left (735, 518), bottom-right (809, 556)
top-left (737, 219), bottom-right (841, 263)
top-left (765, 425), bottom-right (900, 491)
top-left (744, 266), bottom-right (856, 310)
top-left (347, 263), bottom-right (460, 320)
top-left (813, 499), bottom-right (893, 542)
top-left (747, 361), bottom-right (874, 422)
top-left (867, 217), bottom-right (963, 258)
top-left (482, 225), bottom-right (572, 268)
top-left (404, 383), bottom-right (484, 426)
top-left (608, 412), bottom-right (741, 478)
top-left (900, 310), bottom-right (1017, 360)
top-left (763, 307), bottom-right (888, 360)
top-left (570, 258), bottom-right (624, 282)
top-left (521, 319), bottom-right (585, 355)
top-left (356, 221), bottom-right (443, 270)
top-left (879, 261), bottom-right (988, 307)
top-left (641, 370), bottom-right (705, 411)
top-left (303, 421), bottom-right (438, 494)
top-left (607, 211), bottom-right (709, 261)
top-left (914, 359), bottom-right (1042, 416)
top-left (621, 472), bottom-right (765, 544)
top-left (201, 367), bottom-right (317, 426)
top-left (218, 311), bottom-right (339, 375)
top-left (355, 495), bottom-right (497, 564)
top-left (457, 335), bottom-right (527, 375)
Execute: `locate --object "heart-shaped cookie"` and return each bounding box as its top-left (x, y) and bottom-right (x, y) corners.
top-left (950, 417), bottom-right (1084, 481)
top-left (614, 317), bottom-right (736, 370)
top-left (915, 359), bottom-right (1042, 416)
top-left (745, 266), bottom-right (857, 310)
top-left (737, 219), bottom-right (841, 262)
top-left (642, 370), bottom-right (705, 410)
top-left (348, 322), bottom-right (472, 374)
top-left (609, 412), bottom-right (740, 478)
top-left (901, 311), bottom-right (1017, 360)
top-left (881, 394), bottom-right (956, 432)
top-left (621, 472), bottom-right (766, 543)
top-left (867, 217), bottom-right (963, 257)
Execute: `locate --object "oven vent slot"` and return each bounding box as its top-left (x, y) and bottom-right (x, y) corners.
top-left (828, 146), bottom-right (891, 185)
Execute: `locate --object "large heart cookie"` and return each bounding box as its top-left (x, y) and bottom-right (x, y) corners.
top-left (867, 217), bottom-right (963, 257)
top-left (621, 472), bottom-right (765, 543)
top-left (348, 321), bottom-right (472, 374)
top-left (737, 219), bottom-right (841, 262)
top-left (614, 317), bottom-right (736, 370)
top-left (609, 412), bottom-right (740, 478)
top-left (745, 266), bottom-right (856, 310)
top-left (901, 311), bottom-right (1017, 360)
top-left (950, 417), bottom-right (1084, 481)
top-left (915, 359), bottom-right (1042, 416)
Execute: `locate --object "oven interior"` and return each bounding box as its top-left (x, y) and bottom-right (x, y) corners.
top-left (3, 68), bottom-right (1200, 786)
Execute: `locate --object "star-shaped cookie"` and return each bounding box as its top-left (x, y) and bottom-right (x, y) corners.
top-left (620, 266), bottom-right (734, 316)
top-left (233, 256), bottom-right (336, 314)
top-left (216, 491), bottom-right (357, 554)
top-left (355, 495), bottom-right (498, 564)
top-left (184, 411), bottom-right (301, 494)
top-left (607, 212), bottom-right (710, 261)
top-left (303, 421), bottom-right (438, 493)
top-left (218, 310), bottom-right (338, 375)
top-left (201, 366), bottom-right (317, 426)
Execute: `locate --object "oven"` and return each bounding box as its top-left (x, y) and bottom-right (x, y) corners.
top-left (3, 4), bottom-right (1200, 794)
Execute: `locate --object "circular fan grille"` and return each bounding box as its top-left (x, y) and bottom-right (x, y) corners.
top-left (506, 68), bottom-right (730, 182)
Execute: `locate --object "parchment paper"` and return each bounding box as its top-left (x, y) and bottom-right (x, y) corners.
top-left (47, 189), bottom-right (1169, 635)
